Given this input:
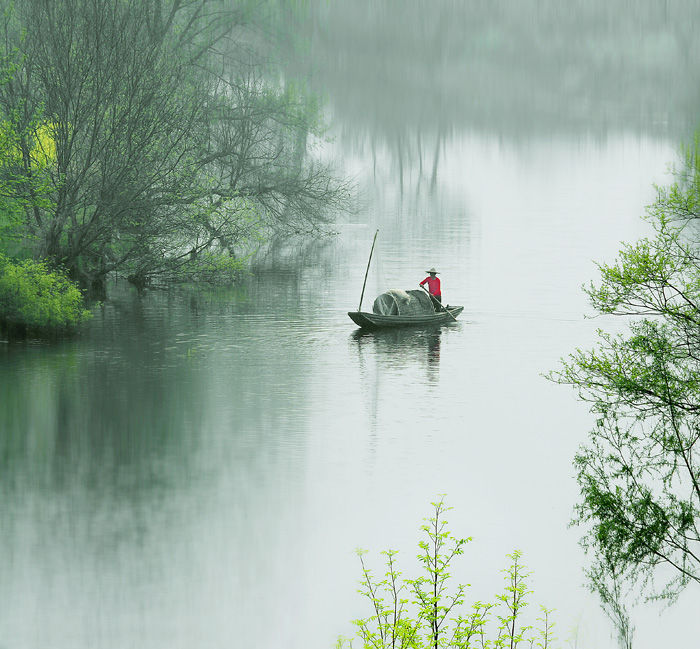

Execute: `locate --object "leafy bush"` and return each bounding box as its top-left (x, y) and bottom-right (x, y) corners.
top-left (0, 254), bottom-right (91, 335)
top-left (339, 499), bottom-right (558, 649)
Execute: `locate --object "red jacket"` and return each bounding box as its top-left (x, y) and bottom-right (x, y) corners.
top-left (420, 276), bottom-right (441, 296)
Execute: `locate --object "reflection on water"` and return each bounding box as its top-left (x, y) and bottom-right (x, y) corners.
top-left (351, 326), bottom-right (445, 445)
top-left (426, 330), bottom-right (441, 372)
top-left (0, 284), bottom-right (319, 649)
top-left (352, 325), bottom-right (446, 385)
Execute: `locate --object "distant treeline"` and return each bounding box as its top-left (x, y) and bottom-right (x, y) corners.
top-left (275, 0), bottom-right (700, 141)
top-left (0, 0), bottom-right (350, 305)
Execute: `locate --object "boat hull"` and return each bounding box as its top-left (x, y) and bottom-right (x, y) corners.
top-left (348, 306), bottom-right (464, 329)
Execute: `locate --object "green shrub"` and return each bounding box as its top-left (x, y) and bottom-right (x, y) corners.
top-left (0, 254), bottom-right (92, 336)
top-left (339, 499), bottom-right (559, 649)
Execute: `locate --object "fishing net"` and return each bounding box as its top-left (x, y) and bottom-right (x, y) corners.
top-left (372, 289), bottom-right (435, 315)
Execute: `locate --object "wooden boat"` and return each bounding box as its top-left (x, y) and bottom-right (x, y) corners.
top-left (351, 233), bottom-right (463, 329)
top-left (348, 305), bottom-right (464, 329)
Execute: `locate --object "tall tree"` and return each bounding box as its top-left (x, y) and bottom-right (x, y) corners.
top-left (552, 140), bottom-right (700, 605)
top-left (0, 0), bottom-right (349, 295)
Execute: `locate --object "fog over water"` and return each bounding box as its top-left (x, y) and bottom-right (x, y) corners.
top-left (2, 2), bottom-right (700, 648)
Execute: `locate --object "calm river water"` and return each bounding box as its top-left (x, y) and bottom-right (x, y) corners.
top-left (3, 3), bottom-right (700, 648)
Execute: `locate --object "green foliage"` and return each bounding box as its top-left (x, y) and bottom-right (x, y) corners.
top-left (550, 139), bottom-right (700, 615)
top-left (340, 499), bottom-right (559, 649)
top-left (493, 551), bottom-right (533, 648)
top-left (586, 561), bottom-right (634, 649)
top-left (0, 253), bottom-right (91, 334)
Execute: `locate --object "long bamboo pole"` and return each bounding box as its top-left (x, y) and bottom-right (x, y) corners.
top-left (358, 229), bottom-right (379, 311)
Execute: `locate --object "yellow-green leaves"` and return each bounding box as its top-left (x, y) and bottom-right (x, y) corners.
top-left (341, 501), bottom-right (557, 649)
top-left (0, 254), bottom-right (91, 336)
top-left (0, 119), bottom-right (57, 168)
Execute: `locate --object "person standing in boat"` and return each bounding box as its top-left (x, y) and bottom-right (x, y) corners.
top-left (419, 268), bottom-right (443, 311)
